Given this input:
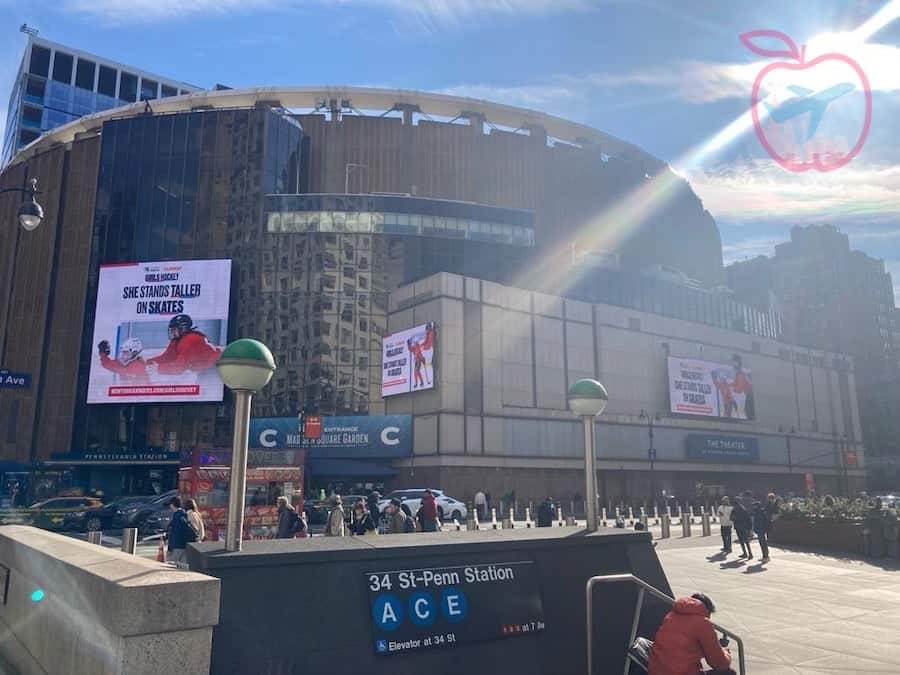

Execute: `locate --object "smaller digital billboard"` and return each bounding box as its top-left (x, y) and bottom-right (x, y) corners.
top-left (667, 355), bottom-right (755, 420)
top-left (382, 322), bottom-right (436, 398)
top-left (87, 259), bottom-right (232, 404)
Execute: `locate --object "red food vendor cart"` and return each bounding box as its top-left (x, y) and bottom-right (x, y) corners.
top-left (178, 449), bottom-right (305, 541)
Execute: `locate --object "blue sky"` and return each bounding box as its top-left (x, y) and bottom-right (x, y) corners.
top-left (2, 0), bottom-right (898, 298)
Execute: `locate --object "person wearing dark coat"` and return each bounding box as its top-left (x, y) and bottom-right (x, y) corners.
top-left (536, 497), bottom-right (555, 528)
top-left (366, 491), bottom-right (381, 518)
top-left (751, 501), bottom-right (771, 562)
top-left (730, 500), bottom-right (753, 559)
top-left (349, 501), bottom-right (377, 535)
top-left (276, 496), bottom-right (304, 539)
top-left (165, 496), bottom-right (195, 567)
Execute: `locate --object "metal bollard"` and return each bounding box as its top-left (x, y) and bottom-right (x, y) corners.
top-left (640, 514), bottom-right (649, 530)
top-left (682, 515), bottom-right (692, 537)
top-left (121, 527), bottom-right (138, 554)
top-left (556, 504), bottom-right (565, 527)
top-left (87, 530), bottom-right (102, 545)
top-left (701, 512), bottom-right (711, 536)
top-left (508, 508), bottom-right (515, 528)
top-left (661, 514), bottom-right (671, 538)
top-left (525, 507), bottom-right (532, 528)
top-left (601, 507), bottom-right (607, 527)
top-left (491, 508), bottom-right (498, 530)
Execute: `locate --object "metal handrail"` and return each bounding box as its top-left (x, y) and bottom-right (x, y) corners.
top-left (586, 573), bottom-right (746, 675)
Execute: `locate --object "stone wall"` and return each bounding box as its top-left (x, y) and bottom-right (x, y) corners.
top-left (0, 526), bottom-right (220, 675)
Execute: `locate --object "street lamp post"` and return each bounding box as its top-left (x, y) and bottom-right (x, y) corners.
top-left (1, 177), bottom-right (44, 230)
top-left (568, 379), bottom-right (609, 532)
top-left (639, 410), bottom-right (660, 510)
top-left (216, 339), bottom-right (276, 552)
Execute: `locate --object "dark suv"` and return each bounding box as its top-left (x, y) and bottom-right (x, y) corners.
top-left (111, 490), bottom-right (177, 533)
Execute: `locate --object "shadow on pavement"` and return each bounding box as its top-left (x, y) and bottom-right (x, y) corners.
top-left (743, 563), bottom-right (767, 574)
top-left (706, 551), bottom-right (728, 562)
top-left (719, 559), bottom-right (745, 569)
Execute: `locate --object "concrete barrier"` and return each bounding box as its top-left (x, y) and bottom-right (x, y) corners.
top-left (0, 525), bottom-right (220, 675)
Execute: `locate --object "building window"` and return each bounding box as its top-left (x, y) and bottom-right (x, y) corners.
top-left (21, 105), bottom-right (42, 128)
top-left (75, 58), bottom-right (95, 90)
top-left (29, 45), bottom-right (51, 77)
top-left (98, 65), bottom-right (117, 97)
top-left (140, 78), bottom-right (158, 101)
top-left (161, 84), bottom-right (178, 98)
top-left (18, 129), bottom-right (39, 146)
top-left (52, 51), bottom-right (74, 84)
top-left (119, 71), bottom-right (138, 102)
top-left (24, 75), bottom-right (45, 103)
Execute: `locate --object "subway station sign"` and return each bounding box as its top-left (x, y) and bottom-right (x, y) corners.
top-left (367, 560), bottom-right (545, 656)
top-left (686, 434), bottom-right (759, 463)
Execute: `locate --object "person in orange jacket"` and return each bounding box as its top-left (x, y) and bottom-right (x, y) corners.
top-left (146, 314), bottom-right (222, 375)
top-left (648, 593), bottom-right (735, 675)
top-left (97, 337), bottom-right (149, 383)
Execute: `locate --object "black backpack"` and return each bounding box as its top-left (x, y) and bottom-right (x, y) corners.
top-left (291, 510), bottom-right (306, 535)
top-left (404, 514), bottom-right (416, 533)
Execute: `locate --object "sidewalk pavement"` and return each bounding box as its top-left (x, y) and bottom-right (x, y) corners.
top-left (657, 541), bottom-right (900, 674)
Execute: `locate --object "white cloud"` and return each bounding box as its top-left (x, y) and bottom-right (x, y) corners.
top-left (62, 0), bottom-right (588, 23)
top-left (578, 33), bottom-right (900, 104)
top-left (687, 159), bottom-right (900, 223)
top-left (721, 235), bottom-right (784, 263)
top-left (435, 83), bottom-right (582, 114)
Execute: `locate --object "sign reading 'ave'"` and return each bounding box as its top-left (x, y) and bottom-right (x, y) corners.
top-left (0, 369), bottom-right (30, 389)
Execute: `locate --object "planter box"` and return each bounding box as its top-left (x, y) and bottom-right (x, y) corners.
top-left (768, 518), bottom-right (865, 556)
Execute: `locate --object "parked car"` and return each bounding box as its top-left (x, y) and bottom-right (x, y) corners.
top-left (29, 497), bottom-right (103, 531)
top-left (111, 490), bottom-right (177, 532)
top-left (377, 489), bottom-right (467, 522)
top-left (63, 495), bottom-right (155, 532)
top-left (143, 508), bottom-right (172, 535)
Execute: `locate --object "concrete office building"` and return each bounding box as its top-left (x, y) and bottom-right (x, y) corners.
top-left (3, 31), bottom-right (200, 166)
top-left (0, 82), bottom-right (859, 500)
top-left (729, 224), bottom-right (900, 490)
top-left (385, 272), bottom-right (864, 503)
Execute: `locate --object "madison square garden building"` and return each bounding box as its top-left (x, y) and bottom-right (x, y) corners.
top-left (0, 87), bottom-right (865, 503)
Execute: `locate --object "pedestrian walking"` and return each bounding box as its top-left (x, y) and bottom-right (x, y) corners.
top-left (537, 496), bottom-right (554, 528)
top-left (165, 496), bottom-right (194, 568)
top-left (717, 497), bottom-right (733, 553)
top-left (366, 490), bottom-right (381, 519)
top-left (185, 498), bottom-right (206, 543)
top-left (751, 501), bottom-right (771, 563)
top-left (349, 501), bottom-right (377, 535)
top-left (731, 499), bottom-right (753, 559)
top-left (325, 495), bottom-right (345, 537)
top-left (275, 495), bottom-right (305, 539)
top-left (474, 489), bottom-right (487, 521)
top-left (416, 489), bottom-right (440, 532)
top-left (386, 498), bottom-right (411, 533)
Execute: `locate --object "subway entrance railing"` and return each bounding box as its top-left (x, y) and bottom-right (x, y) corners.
top-left (585, 573), bottom-right (746, 675)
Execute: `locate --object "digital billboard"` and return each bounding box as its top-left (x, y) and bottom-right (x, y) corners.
top-left (667, 355), bottom-right (755, 420)
top-left (87, 259), bottom-right (232, 404)
top-left (382, 322), bottom-right (436, 398)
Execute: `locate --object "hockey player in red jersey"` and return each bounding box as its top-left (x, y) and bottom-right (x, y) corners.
top-left (98, 337), bottom-right (149, 383)
top-left (146, 314), bottom-right (222, 375)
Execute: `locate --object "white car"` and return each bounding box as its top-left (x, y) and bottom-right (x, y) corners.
top-left (377, 489), bottom-right (468, 522)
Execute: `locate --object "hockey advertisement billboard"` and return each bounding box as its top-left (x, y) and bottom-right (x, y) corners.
top-left (87, 259), bottom-right (232, 404)
top-left (667, 355), bottom-right (755, 420)
top-left (381, 322), bottom-right (436, 398)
